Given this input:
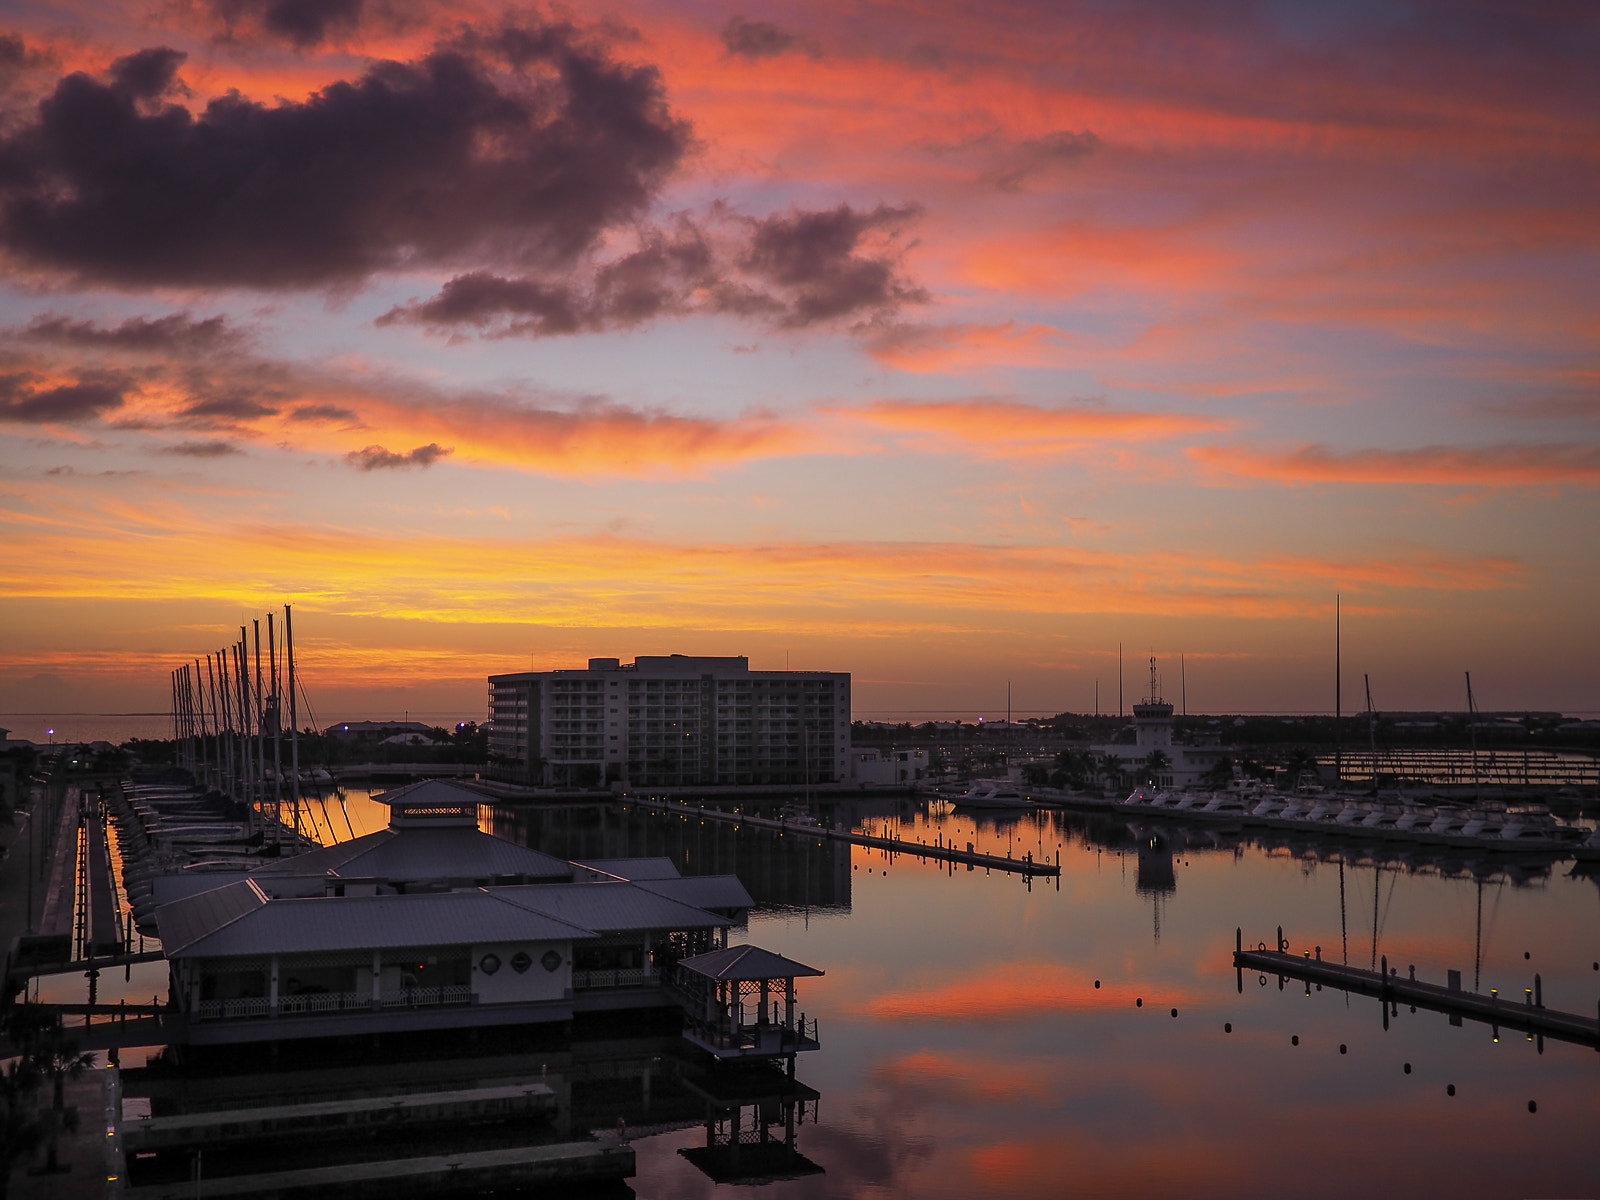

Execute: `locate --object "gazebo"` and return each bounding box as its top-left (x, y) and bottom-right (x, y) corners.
top-left (675, 945), bottom-right (822, 1066)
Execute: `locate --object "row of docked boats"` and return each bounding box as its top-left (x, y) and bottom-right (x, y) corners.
top-left (946, 781), bottom-right (1036, 809)
top-left (115, 780), bottom-right (318, 932)
top-left (1116, 782), bottom-right (1599, 859)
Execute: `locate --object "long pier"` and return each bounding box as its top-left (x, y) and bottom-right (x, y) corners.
top-left (1235, 932), bottom-right (1600, 1050)
top-left (627, 798), bottom-right (1059, 876)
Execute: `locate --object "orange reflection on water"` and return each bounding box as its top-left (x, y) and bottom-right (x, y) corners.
top-left (860, 959), bottom-right (1205, 1022)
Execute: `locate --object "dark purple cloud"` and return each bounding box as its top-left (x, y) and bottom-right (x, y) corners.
top-left (0, 372), bottom-right (128, 422)
top-left (209, 0), bottom-right (367, 48)
top-left (985, 129), bottom-right (1101, 190)
top-left (107, 47), bottom-right (188, 101)
top-left (381, 203), bottom-right (924, 337)
top-left (180, 394), bottom-right (279, 422)
top-left (159, 439), bottom-right (243, 457)
top-left (379, 272), bottom-right (587, 337)
top-left (0, 21), bottom-right (689, 288)
top-left (22, 312), bottom-right (242, 354)
top-left (346, 442), bottom-right (451, 470)
top-left (741, 203), bottom-right (926, 326)
top-left (291, 403), bottom-right (360, 423)
top-left (720, 16), bottom-right (821, 60)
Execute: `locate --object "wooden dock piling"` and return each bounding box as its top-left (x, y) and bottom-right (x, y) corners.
top-left (627, 799), bottom-right (1058, 876)
top-left (1234, 941), bottom-right (1600, 1051)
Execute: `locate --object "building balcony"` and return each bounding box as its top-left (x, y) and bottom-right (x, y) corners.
top-left (194, 985), bottom-right (474, 1021)
top-left (571, 966), bottom-right (660, 990)
top-left (680, 1011), bottom-right (820, 1060)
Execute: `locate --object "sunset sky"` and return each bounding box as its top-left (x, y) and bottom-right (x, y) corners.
top-left (1, 1), bottom-right (1596, 724)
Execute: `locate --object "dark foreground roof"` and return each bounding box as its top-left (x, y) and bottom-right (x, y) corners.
top-left (678, 945), bottom-right (823, 982)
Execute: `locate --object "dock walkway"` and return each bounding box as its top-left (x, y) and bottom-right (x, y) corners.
top-left (628, 798), bottom-right (1059, 876)
top-left (1234, 932), bottom-right (1600, 1050)
top-left (120, 1137), bottom-right (634, 1199)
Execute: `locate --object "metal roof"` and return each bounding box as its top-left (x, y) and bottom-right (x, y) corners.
top-left (493, 882), bottom-right (731, 933)
top-left (678, 945), bottom-right (823, 982)
top-left (634, 875), bottom-right (754, 912)
top-left (246, 827), bottom-right (573, 886)
top-left (371, 778), bottom-right (492, 808)
top-left (160, 888), bottom-right (595, 959)
top-left (571, 857), bottom-right (682, 880)
top-left (155, 880), bottom-right (268, 955)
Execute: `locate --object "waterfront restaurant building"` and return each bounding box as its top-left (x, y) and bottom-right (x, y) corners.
top-left (488, 655), bottom-right (850, 789)
top-left (154, 780), bottom-right (759, 1045)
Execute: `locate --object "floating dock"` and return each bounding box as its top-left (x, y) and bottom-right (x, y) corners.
top-left (627, 798), bottom-right (1058, 876)
top-left (121, 1137), bottom-right (634, 1199)
top-left (1234, 931), bottom-right (1600, 1050)
top-left (124, 1083), bottom-right (558, 1152)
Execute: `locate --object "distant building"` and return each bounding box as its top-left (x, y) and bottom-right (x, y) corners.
top-left (326, 720), bottom-right (439, 742)
top-left (849, 747), bottom-right (926, 787)
top-left (1089, 659), bottom-right (1228, 789)
top-left (488, 655), bottom-right (850, 789)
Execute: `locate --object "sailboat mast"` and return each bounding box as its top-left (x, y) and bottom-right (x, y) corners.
top-left (1364, 674), bottom-right (1377, 794)
top-left (195, 658), bottom-right (211, 788)
top-left (254, 620), bottom-right (267, 843)
top-left (233, 640), bottom-right (250, 826)
top-left (269, 612), bottom-right (283, 838)
top-left (1334, 594), bottom-right (1341, 790)
top-left (1466, 671), bottom-right (1480, 803)
top-left (287, 604), bottom-right (301, 846)
top-left (213, 652), bottom-right (233, 798)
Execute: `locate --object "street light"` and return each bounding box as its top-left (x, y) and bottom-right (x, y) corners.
top-left (46, 727), bottom-right (54, 746)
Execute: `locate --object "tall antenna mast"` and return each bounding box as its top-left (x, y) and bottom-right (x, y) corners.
top-left (1334, 595), bottom-right (1342, 789)
top-left (1466, 671), bottom-right (1480, 803)
top-left (1364, 674), bottom-right (1377, 795)
top-left (1181, 654), bottom-right (1186, 717)
top-left (1147, 654), bottom-right (1158, 703)
top-left (1118, 643), bottom-right (1123, 719)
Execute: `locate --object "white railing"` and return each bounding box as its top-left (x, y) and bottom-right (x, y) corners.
top-left (195, 996), bottom-right (270, 1020)
top-left (378, 985), bottom-right (472, 1009)
top-left (196, 986), bottom-right (473, 1020)
top-left (572, 967), bottom-right (659, 990)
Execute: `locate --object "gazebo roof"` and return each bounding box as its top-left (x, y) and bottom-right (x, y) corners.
top-left (677, 944), bottom-right (823, 982)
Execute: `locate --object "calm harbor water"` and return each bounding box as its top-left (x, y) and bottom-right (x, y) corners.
top-left (505, 797), bottom-right (1599, 1199)
top-left (64, 787), bottom-right (1599, 1196)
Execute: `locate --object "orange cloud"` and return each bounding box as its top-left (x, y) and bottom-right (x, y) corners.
top-left (1191, 443), bottom-right (1600, 488)
top-left (861, 322), bottom-right (1076, 373)
top-left (836, 398), bottom-right (1232, 457)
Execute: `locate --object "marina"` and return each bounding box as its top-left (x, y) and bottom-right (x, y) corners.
top-left (0, 618), bottom-right (1595, 1196)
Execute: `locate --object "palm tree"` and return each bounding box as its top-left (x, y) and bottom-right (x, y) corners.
top-left (1282, 746), bottom-right (1320, 791)
top-left (0, 1055), bottom-right (42, 1199)
top-left (1142, 749), bottom-right (1172, 786)
top-left (1098, 753), bottom-right (1127, 792)
top-left (1202, 756), bottom-right (1236, 791)
top-left (7, 1007), bottom-right (92, 1176)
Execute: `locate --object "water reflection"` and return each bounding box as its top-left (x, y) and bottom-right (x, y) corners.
top-left (500, 794), bottom-right (1598, 1198)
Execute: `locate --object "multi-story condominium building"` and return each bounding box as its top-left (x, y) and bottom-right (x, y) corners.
top-left (488, 655), bottom-right (850, 789)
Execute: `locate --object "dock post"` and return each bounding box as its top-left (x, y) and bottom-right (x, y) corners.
top-left (1534, 974), bottom-right (1541, 1009)
top-left (1277, 926), bottom-right (1284, 952)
